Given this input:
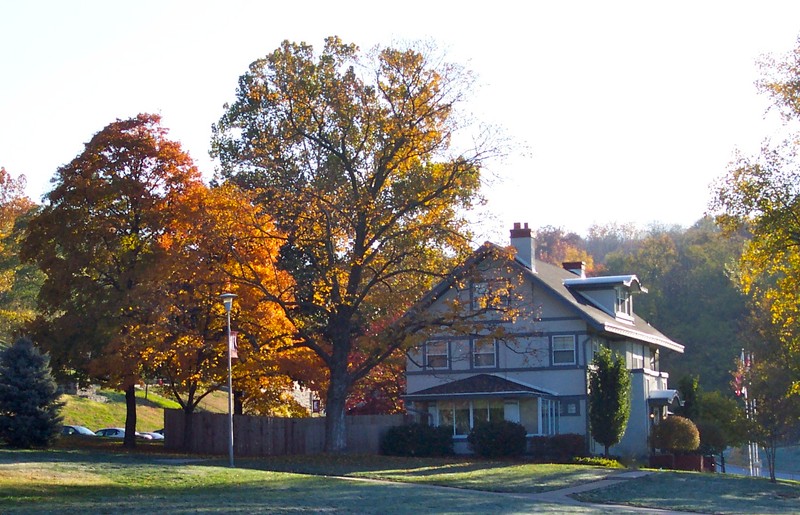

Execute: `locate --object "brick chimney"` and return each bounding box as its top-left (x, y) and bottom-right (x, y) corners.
top-left (562, 261), bottom-right (586, 278)
top-left (510, 222), bottom-right (535, 271)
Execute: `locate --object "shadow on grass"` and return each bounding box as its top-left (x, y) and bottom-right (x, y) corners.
top-left (0, 450), bottom-right (557, 514)
top-left (575, 471), bottom-right (800, 515)
top-left (232, 454), bottom-right (611, 494)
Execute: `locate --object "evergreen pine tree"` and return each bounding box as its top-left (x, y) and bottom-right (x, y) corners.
top-left (588, 347), bottom-right (631, 457)
top-left (0, 336), bottom-right (63, 448)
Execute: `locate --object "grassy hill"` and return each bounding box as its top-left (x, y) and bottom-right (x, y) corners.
top-left (60, 387), bottom-right (228, 433)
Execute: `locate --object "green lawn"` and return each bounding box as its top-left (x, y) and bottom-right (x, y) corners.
top-left (249, 453), bottom-right (612, 493)
top-left (0, 449), bottom-right (575, 514)
top-left (575, 470), bottom-right (800, 514)
top-left (2, 447), bottom-right (799, 514)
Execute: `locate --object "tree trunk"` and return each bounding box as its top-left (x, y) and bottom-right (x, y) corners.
top-left (324, 374), bottom-right (349, 453)
top-left (182, 406), bottom-right (195, 452)
top-left (234, 390), bottom-right (244, 415)
top-left (765, 443), bottom-right (777, 482)
top-left (123, 384), bottom-right (137, 448)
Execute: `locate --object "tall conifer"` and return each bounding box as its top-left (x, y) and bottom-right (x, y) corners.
top-left (0, 337), bottom-right (63, 448)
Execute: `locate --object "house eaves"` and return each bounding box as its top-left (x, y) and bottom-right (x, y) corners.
top-left (405, 241), bottom-right (684, 355)
top-left (509, 254), bottom-right (684, 354)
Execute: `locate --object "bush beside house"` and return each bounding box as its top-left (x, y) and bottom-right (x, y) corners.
top-left (529, 433), bottom-right (587, 462)
top-left (467, 420), bottom-right (527, 458)
top-left (380, 423), bottom-right (454, 456)
top-left (650, 415), bottom-right (704, 471)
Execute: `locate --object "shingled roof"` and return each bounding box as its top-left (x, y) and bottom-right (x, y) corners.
top-left (403, 373), bottom-right (554, 401)
top-left (412, 241), bottom-right (683, 353)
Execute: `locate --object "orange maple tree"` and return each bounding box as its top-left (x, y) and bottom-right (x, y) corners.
top-left (23, 114), bottom-right (203, 447)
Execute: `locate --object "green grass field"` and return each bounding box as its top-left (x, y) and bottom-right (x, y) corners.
top-left (1, 448), bottom-right (799, 514)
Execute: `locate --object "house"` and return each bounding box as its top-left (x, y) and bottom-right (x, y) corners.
top-left (404, 223), bottom-right (684, 457)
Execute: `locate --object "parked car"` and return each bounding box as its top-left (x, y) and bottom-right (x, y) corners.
top-left (94, 427), bottom-right (125, 438)
top-left (61, 425), bottom-right (95, 436)
top-left (95, 427), bottom-right (153, 439)
top-left (143, 431), bottom-right (164, 440)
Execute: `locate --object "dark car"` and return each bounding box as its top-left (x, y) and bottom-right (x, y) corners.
top-left (61, 425), bottom-right (95, 436)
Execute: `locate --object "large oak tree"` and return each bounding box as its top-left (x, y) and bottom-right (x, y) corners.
top-left (212, 37), bottom-right (497, 451)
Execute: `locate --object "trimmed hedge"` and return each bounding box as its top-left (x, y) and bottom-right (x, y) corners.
top-left (380, 423), bottom-right (454, 456)
top-left (651, 415), bottom-right (700, 454)
top-left (529, 433), bottom-right (586, 461)
top-left (467, 420), bottom-right (527, 458)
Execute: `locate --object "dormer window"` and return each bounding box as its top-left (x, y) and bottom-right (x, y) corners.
top-left (615, 287), bottom-right (632, 318)
top-left (564, 274), bottom-right (645, 322)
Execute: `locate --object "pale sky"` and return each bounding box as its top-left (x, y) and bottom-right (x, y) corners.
top-left (2, 1), bottom-right (799, 241)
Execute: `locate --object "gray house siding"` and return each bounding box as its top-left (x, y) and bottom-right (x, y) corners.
top-left (404, 225), bottom-right (683, 458)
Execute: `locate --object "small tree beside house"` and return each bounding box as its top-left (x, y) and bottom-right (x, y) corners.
top-left (588, 347), bottom-right (631, 458)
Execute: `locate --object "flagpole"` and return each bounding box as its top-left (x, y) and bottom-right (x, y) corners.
top-left (220, 293), bottom-right (237, 468)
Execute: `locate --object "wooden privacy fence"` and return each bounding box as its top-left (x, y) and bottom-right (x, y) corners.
top-left (163, 409), bottom-right (412, 456)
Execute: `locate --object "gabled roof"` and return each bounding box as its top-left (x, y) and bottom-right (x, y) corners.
top-left (413, 242), bottom-right (683, 354)
top-left (522, 254), bottom-right (684, 353)
top-left (402, 373), bottom-right (555, 401)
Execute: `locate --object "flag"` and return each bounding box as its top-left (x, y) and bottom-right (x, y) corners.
top-left (229, 331), bottom-right (238, 359)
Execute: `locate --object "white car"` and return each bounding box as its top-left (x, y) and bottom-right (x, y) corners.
top-left (94, 427), bottom-right (125, 438)
top-left (94, 427), bottom-right (153, 439)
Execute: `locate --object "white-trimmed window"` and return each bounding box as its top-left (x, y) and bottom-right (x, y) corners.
top-left (615, 287), bottom-right (632, 317)
top-left (425, 341), bottom-right (449, 369)
top-left (552, 335), bottom-right (576, 365)
top-left (472, 338), bottom-right (497, 368)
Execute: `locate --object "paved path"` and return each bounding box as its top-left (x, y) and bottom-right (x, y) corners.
top-left (519, 470), bottom-right (696, 514)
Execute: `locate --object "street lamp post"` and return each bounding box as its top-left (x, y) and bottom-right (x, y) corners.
top-left (220, 292), bottom-right (237, 468)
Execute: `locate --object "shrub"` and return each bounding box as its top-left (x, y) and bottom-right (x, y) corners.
top-left (528, 435), bottom-right (549, 458)
top-left (380, 423), bottom-right (453, 456)
top-left (549, 433), bottom-right (586, 460)
top-left (528, 433), bottom-right (586, 461)
top-left (468, 420), bottom-right (527, 458)
top-left (572, 456), bottom-right (625, 468)
top-left (651, 415), bottom-right (700, 454)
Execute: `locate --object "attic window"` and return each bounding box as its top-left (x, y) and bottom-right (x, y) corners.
top-left (615, 287), bottom-right (633, 318)
top-left (471, 280), bottom-right (510, 311)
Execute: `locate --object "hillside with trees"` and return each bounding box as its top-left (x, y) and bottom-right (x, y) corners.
top-left (535, 219), bottom-right (748, 394)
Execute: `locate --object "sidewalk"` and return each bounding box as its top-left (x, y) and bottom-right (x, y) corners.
top-left (521, 470), bottom-right (697, 514)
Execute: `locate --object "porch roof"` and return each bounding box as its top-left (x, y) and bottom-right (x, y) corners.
top-left (403, 374), bottom-right (554, 401)
top-left (648, 389), bottom-right (682, 407)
